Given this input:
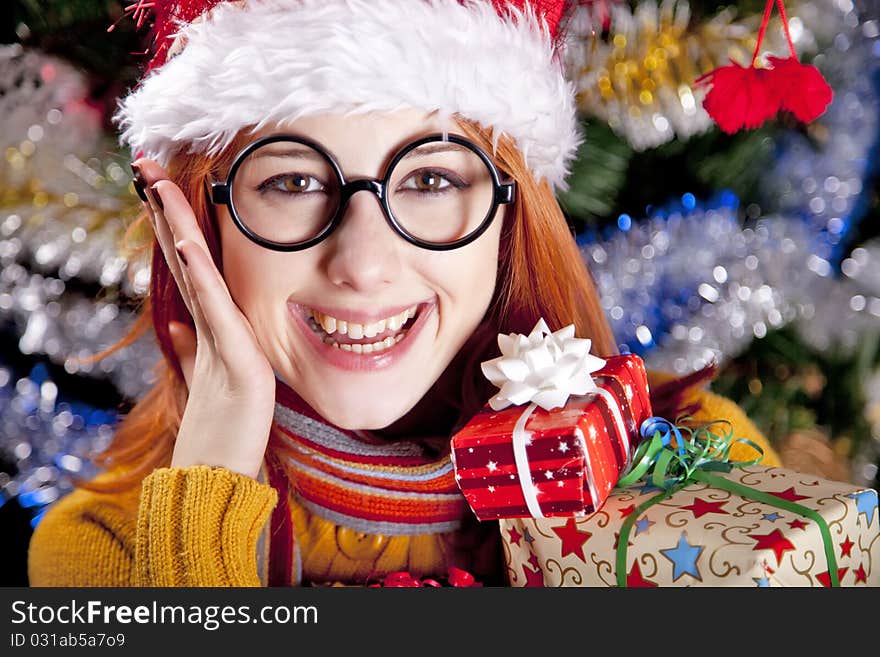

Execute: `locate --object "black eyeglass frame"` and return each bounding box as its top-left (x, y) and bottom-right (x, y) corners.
top-left (208, 133), bottom-right (516, 252)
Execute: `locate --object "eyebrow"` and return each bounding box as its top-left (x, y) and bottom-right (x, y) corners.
top-left (251, 147), bottom-right (326, 162)
top-left (404, 143), bottom-right (469, 158)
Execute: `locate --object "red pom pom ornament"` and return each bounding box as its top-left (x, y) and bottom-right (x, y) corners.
top-left (695, 0), bottom-right (833, 134)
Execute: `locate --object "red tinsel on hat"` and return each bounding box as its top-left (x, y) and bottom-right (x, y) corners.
top-left (118, 0), bottom-right (574, 72)
top-left (695, 0), bottom-right (833, 134)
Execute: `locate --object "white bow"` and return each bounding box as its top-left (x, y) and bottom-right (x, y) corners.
top-left (480, 318), bottom-right (607, 411)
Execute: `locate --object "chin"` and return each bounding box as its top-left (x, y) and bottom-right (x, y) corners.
top-left (308, 389), bottom-right (420, 431)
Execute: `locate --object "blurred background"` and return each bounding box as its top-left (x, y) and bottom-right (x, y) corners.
top-left (1, 0), bottom-right (878, 585)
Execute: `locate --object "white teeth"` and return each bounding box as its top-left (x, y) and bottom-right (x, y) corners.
top-left (310, 305), bottom-right (418, 336)
top-left (310, 317), bottom-right (409, 354)
top-left (305, 304), bottom-right (421, 354)
top-left (320, 315), bottom-right (337, 334)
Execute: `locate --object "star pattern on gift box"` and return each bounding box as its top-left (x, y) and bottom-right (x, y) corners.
top-left (626, 560), bottom-right (657, 587)
top-left (847, 490), bottom-right (878, 526)
top-left (634, 516), bottom-right (655, 536)
top-left (681, 497), bottom-right (729, 519)
top-left (527, 553), bottom-right (541, 573)
top-left (788, 519), bottom-right (808, 531)
top-left (762, 512), bottom-right (782, 522)
top-left (507, 526), bottom-right (522, 547)
top-left (753, 576), bottom-right (771, 587)
top-left (558, 440), bottom-right (570, 453)
top-left (853, 564), bottom-right (868, 584)
top-left (839, 535), bottom-right (854, 558)
top-left (816, 567), bottom-right (849, 587)
top-left (660, 531), bottom-right (704, 582)
top-left (521, 563), bottom-right (545, 587)
top-left (768, 487), bottom-right (810, 502)
top-left (749, 528), bottom-right (796, 566)
top-left (523, 528), bottom-right (535, 544)
top-left (486, 460), bottom-right (498, 472)
top-left (618, 503), bottom-right (636, 518)
top-left (552, 518), bottom-right (593, 562)
top-left (613, 531), bottom-right (634, 551)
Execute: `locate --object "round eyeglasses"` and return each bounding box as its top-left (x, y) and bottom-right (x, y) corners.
top-left (208, 133), bottom-right (516, 251)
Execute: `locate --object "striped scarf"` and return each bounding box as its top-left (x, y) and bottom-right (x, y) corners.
top-left (267, 379), bottom-right (468, 537)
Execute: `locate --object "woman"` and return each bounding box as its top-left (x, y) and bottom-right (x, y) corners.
top-left (28, 0), bottom-right (779, 587)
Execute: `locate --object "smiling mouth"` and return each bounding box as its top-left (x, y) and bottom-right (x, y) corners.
top-left (302, 304), bottom-right (424, 354)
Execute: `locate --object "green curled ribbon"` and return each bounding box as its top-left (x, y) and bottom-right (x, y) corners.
top-left (613, 416), bottom-right (840, 587)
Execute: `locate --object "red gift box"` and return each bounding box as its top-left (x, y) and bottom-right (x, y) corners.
top-left (451, 354), bottom-right (652, 521)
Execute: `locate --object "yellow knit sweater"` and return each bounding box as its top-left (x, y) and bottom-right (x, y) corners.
top-left (28, 383), bottom-right (780, 587)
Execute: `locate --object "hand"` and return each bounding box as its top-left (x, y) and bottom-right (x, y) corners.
top-left (135, 159), bottom-right (277, 479)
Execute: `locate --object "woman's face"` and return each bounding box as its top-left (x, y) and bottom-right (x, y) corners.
top-left (216, 110), bottom-right (503, 430)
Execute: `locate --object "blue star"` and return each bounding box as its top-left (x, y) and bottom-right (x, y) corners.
top-left (848, 490), bottom-right (878, 527)
top-left (634, 516), bottom-right (655, 536)
top-left (753, 576), bottom-right (770, 587)
top-left (523, 528), bottom-right (535, 544)
top-left (762, 512), bottom-right (782, 522)
top-left (660, 531), bottom-right (704, 582)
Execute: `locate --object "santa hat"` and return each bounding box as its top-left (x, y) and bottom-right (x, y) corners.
top-left (115, 0), bottom-right (581, 190)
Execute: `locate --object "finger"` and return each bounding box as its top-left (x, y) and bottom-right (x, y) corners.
top-left (146, 181), bottom-right (214, 342)
top-left (132, 160), bottom-right (197, 318)
top-left (150, 179), bottom-right (213, 255)
top-left (133, 162), bottom-right (212, 343)
top-left (142, 186), bottom-right (197, 313)
top-left (168, 320), bottom-right (197, 392)
top-left (173, 239), bottom-right (265, 366)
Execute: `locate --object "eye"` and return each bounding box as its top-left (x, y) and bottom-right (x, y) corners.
top-left (399, 169), bottom-right (466, 193)
top-left (259, 173), bottom-right (325, 194)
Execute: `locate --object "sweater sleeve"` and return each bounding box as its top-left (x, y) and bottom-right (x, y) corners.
top-left (28, 465), bottom-right (277, 587)
top-left (136, 466), bottom-right (277, 586)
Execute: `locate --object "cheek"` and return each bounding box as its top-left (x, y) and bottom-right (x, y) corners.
top-left (218, 215), bottom-right (306, 317)
top-left (434, 227), bottom-right (501, 317)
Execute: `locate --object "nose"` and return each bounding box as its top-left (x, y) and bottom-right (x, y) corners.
top-left (322, 188), bottom-right (402, 292)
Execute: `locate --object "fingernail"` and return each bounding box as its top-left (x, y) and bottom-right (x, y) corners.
top-left (150, 183), bottom-right (165, 211)
top-left (130, 163), bottom-right (148, 202)
top-left (175, 242), bottom-right (188, 266)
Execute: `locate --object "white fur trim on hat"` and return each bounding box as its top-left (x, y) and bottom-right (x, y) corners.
top-left (115, 0), bottom-right (582, 190)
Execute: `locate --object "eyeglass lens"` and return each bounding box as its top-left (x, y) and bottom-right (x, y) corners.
top-left (229, 140), bottom-right (496, 245)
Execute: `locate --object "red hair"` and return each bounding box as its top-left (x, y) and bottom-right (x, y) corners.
top-left (81, 119), bottom-right (665, 492)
